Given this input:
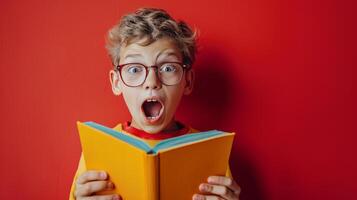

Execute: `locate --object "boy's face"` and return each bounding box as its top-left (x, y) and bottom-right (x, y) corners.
top-left (110, 38), bottom-right (194, 133)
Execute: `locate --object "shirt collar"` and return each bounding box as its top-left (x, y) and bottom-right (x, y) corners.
top-left (122, 121), bottom-right (189, 140)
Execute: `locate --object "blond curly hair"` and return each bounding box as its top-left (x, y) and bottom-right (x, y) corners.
top-left (106, 8), bottom-right (197, 67)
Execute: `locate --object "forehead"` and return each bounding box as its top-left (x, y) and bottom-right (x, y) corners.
top-left (119, 38), bottom-right (182, 62)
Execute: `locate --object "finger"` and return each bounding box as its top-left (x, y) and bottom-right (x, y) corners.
top-left (207, 176), bottom-right (241, 194)
top-left (75, 181), bottom-right (114, 197)
top-left (78, 194), bottom-right (120, 200)
top-left (199, 183), bottom-right (237, 200)
top-left (77, 171), bottom-right (108, 184)
top-left (192, 194), bottom-right (225, 200)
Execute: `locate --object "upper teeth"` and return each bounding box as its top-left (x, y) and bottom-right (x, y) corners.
top-left (147, 99), bottom-right (157, 102)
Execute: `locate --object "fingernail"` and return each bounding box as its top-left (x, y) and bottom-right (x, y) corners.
top-left (101, 171), bottom-right (107, 179)
top-left (107, 182), bottom-right (114, 189)
top-left (199, 184), bottom-right (211, 192)
top-left (112, 195), bottom-right (120, 200)
top-left (207, 176), bottom-right (214, 183)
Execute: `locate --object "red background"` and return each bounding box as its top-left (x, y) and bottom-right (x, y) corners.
top-left (0, 0), bottom-right (355, 199)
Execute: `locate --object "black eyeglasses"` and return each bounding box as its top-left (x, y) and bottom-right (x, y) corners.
top-left (115, 62), bottom-right (190, 87)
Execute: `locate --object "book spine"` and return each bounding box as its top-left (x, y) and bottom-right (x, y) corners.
top-left (144, 154), bottom-right (159, 200)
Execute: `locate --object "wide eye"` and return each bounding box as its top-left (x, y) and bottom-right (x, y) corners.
top-left (160, 64), bottom-right (177, 73)
top-left (126, 65), bottom-right (143, 74)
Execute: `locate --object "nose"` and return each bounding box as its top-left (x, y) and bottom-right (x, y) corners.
top-left (143, 67), bottom-right (162, 90)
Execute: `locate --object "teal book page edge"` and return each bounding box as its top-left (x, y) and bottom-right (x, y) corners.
top-left (84, 121), bottom-right (152, 153)
top-left (152, 130), bottom-right (224, 153)
top-left (84, 121), bottom-right (226, 154)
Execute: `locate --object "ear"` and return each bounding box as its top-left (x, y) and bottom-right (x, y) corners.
top-left (183, 69), bottom-right (195, 95)
top-left (109, 70), bottom-right (122, 96)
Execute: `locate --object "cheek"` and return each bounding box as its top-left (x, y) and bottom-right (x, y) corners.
top-left (122, 89), bottom-right (140, 112)
top-left (165, 85), bottom-right (185, 111)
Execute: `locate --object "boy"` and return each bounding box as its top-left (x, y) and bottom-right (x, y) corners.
top-left (70, 8), bottom-right (240, 200)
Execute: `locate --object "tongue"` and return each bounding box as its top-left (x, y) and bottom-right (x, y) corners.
top-left (143, 101), bottom-right (162, 117)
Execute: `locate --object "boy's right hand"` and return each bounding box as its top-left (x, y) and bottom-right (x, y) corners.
top-left (74, 170), bottom-right (120, 200)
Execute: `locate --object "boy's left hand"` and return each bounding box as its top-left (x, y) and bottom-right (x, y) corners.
top-left (192, 176), bottom-right (241, 200)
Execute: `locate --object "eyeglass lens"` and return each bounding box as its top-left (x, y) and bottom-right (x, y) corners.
top-left (120, 63), bottom-right (184, 86)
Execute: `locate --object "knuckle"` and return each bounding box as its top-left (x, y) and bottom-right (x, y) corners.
top-left (77, 172), bottom-right (89, 184)
top-left (74, 185), bottom-right (85, 197)
top-left (226, 178), bottom-right (233, 186)
top-left (221, 186), bottom-right (228, 195)
top-left (83, 184), bottom-right (92, 195)
top-left (235, 185), bottom-right (242, 195)
top-left (217, 176), bottom-right (226, 185)
top-left (76, 176), bottom-right (83, 185)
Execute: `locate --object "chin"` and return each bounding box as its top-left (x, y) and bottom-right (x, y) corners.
top-left (141, 124), bottom-right (165, 134)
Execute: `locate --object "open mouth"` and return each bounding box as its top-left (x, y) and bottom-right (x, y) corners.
top-left (141, 98), bottom-right (164, 123)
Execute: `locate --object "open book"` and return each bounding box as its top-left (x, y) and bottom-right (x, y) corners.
top-left (77, 121), bottom-right (235, 200)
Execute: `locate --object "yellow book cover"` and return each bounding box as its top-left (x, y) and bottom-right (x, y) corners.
top-left (77, 121), bottom-right (235, 200)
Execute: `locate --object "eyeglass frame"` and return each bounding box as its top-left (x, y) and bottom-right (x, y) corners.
top-left (114, 62), bottom-right (191, 87)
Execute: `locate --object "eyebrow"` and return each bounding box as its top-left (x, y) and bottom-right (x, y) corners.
top-left (122, 50), bottom-right (181, 62)
top-left (123, 54), bottom-right (143, 60)
top-left (156, 51), bottom-right (181, 61)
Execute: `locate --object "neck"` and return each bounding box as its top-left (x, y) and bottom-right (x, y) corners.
top-left (130, 118), bottom-right (180, 134)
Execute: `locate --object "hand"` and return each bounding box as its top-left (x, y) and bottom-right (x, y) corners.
top-left (74, 170), bottom-right (121, 200)
top-left (192, 176), bottom-right (241, 200)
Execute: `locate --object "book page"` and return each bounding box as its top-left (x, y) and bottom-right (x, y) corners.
top-left (78, 122), bottom-right (157, 200)
top-left (158, 134), bottom-right (234, 200)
